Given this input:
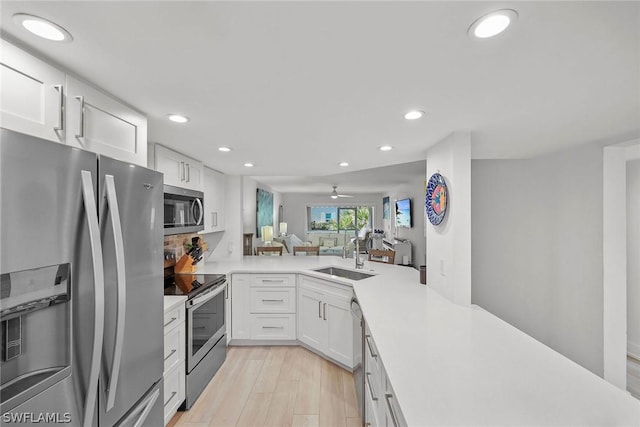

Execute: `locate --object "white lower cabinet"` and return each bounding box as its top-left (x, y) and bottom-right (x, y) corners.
top-left (298, 275), bottom-right (353, 368)
top-left (231, 274), bottom-right (296, 340)
top-left (364, 323), bottom-right (407, 427)
top-left (163, 298), bottom-right (186, 425)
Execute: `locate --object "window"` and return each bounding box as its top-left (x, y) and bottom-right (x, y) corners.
top-left (308, 205), bottom-right (372, 232)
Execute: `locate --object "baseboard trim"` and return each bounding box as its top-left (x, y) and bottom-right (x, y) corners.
top-left (628, 342), bottom-right (640, 360)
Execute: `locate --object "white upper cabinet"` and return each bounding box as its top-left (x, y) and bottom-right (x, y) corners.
top-left (0, 39), bottom-right (65, 143)
top-left (65, 76), bottom-right (147, 166)
top-left (151, 144), bottom-right (203, 191)
top-left (202, 166), bottom-right (226, 233)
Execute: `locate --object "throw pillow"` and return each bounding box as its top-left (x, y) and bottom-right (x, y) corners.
top-left (290, 234), bottom-right (304, 248)
top-left (319, 237), bottom-right (337, 248)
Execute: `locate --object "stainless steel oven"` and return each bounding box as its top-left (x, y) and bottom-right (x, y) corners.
top-left (184, 279), bottom-right (227, 409)
top-left (164, 185), bottom-right (204, 235)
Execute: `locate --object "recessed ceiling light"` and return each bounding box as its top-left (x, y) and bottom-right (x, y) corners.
top-left (244, 163), bottom-right (254, 168)
top-left (404, 110), bottom-right (424, 120)
top-left (218, 147), bottom-right (232, 152)
top-left (167, 114), bottom-right (190, 123)
top-left (339, 162), bottom-right (349, 167)
top-left (468, 9), bottom-right (518, 39)
top-left (13, 14), bottom-right (73, 42)
top-left (379, 145), bottom-right (393, 152)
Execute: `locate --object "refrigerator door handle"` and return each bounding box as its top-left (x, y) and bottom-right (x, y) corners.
top-left (102, 174), bottom-right (127, 411)
top-left (133, 387), bottom-right (160, 427)
top-left (80, 170), bottom-right (105, 427)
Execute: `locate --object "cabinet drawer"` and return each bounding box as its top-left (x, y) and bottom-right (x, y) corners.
top-left (300, 275), bottom-right (352, 301)
top-left (163, 325), bottom-right (184, 374)
top-left (163, 362), bottom-right (185, 425)
top-left (249, 314), bottom-right (296, 340)
top-left (250, 274), bottom-right (296, 287)
top-left (250, 287), bottom-right (296, 313)
top-left (163, 304), bottom-right (185, 333)
top-left (365, 331), bottom-right (382, 392)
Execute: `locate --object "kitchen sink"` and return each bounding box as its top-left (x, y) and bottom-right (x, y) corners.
top-left (312, 267), bottom-right (375, 281)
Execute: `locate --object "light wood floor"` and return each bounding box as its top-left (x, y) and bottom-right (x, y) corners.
top-left (167, 346), bottom-right (362, 427)
top-left (628, 355), bottom-right (640, 400)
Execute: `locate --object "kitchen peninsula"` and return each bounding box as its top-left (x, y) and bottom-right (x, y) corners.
top-left (197, 256), bottom-right (640, 426)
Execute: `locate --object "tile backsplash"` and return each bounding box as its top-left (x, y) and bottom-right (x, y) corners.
top-left (164, 233), bottom-right (201, 259)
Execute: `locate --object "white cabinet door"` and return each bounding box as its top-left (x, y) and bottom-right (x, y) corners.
top-left (154, 144), bottom-right (184, 187)
top-left (231, 274), bottom-right (251, 339)
top-left (185, 161), bottom-right (203, 191)
top-left (153, 144), bottom-right (203, 190)
top-left (66, 76), bottom-right (147, 165)
top-left (0, 39), bottom-right (65, 143)
top-left (298, 286), bottom-right (326, 349)
top-left (202, 166), bottom-right (226, 232)
top-left (324, 294), bottom-right (353, 367)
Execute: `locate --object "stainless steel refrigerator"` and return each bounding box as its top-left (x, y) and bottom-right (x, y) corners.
top-left (0, 128), bottom-right (164, 426)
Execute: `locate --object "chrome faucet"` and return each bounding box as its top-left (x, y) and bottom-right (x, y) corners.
top-left (355, 238), bottom-right (364, 269)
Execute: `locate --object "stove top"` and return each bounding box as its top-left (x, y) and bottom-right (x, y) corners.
top-left (164, 273), bottom-right (226, 299)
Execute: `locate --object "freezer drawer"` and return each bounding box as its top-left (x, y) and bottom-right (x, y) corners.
top-left (116, 380), bottom-right (163, 427)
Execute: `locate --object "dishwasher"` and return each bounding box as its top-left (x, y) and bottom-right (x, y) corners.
top-left (350, 297), bottom-right (364, 423)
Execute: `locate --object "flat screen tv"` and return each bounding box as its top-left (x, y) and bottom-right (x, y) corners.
top-left (395, 198), bottom-right (412, 228)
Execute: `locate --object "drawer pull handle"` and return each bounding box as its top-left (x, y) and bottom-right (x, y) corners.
top-left (318, 300), bottom-right (322, 318)
top-left (385, 393), bottom-right (400, 427)
top-left (323, 303), bottom-right (327, 320)
top-left (366, 334), bottom-right (377, 358)
top-left (164, 349), bottom-right (176, 361)
top-left (262, 299), bottom-right (284, 302)
top-left (261, 279), bottom-right (285, 283)
top-left (164, 391), bottom-right (177, 407)
top-left (164, 317), bottom-right (177, 327)
top-left (194, 326), bottom-right (206, 329)
top-left (262, 326), bottom-right (285, 329)
top-left (366, 372), bottom-right (378, 401)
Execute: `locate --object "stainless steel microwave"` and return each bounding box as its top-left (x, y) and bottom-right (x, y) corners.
top-left (164, 185), bottom-right (204, 235)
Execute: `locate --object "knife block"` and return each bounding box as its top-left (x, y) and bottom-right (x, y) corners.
top-left (175, 254), bottom-right (196, 273)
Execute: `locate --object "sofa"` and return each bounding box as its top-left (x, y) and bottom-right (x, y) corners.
top-left (306, 231), bottom-right (359, 256)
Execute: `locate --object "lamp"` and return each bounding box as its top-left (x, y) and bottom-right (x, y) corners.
top-left (279, 222), bottom-right (287, 236)
top-left (261, 225), bottom-right (273, 245)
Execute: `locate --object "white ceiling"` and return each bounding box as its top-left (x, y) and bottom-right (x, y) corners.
top-left (1, 1), bottom-right (639, 192)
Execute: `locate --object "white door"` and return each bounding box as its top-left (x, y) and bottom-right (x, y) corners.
top-left (231, 275), bottom-right (251, 339)
top-left (66, 76), bottom-right (147, 165)
top-left (298, 286), bottom-right (326, 350)
top-left (0, 40), bottom-right (65, 143)
top-left (324, 294), bottom-right (354, 368)
top-left (154, 145), bottom-right (186, 187)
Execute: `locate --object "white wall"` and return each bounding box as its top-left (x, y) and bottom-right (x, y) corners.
top-left (471, 143), bottom-right (604, 376)
top-left (242, 176), bottom-right (282, 248)
top-left (384, 173), bottom-right (427, 269)
top-left (425, 131), bottom-right (471, 306)
top-left (203, 175), bottom-right (243, 261)
top-left (627, 159), bottom-right (640, 358)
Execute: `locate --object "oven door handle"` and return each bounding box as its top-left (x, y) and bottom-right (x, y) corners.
top-left (189, 283), bottom-right (226, 307)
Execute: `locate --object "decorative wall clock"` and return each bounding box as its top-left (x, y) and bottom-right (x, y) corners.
top-left (426, 173), bottom-right (448, 225)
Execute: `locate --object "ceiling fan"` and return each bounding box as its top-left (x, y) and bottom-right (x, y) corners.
top-left (330, 185), bottom-right (353, 199)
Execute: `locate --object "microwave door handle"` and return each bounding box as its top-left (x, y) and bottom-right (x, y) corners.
top-left (194, 198), bottom-right (203, 225)
top-left (80, 170), bottom-right (105, 427)
top-left (101, 175), bottom-right (127, 411)
top-left (190, 283), bottom-right (226, 307)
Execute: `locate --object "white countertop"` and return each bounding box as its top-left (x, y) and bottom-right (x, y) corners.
top-left (199, 256), bottom-right (640, 426)
top-left (164, 295), bottom-right (187, 312)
